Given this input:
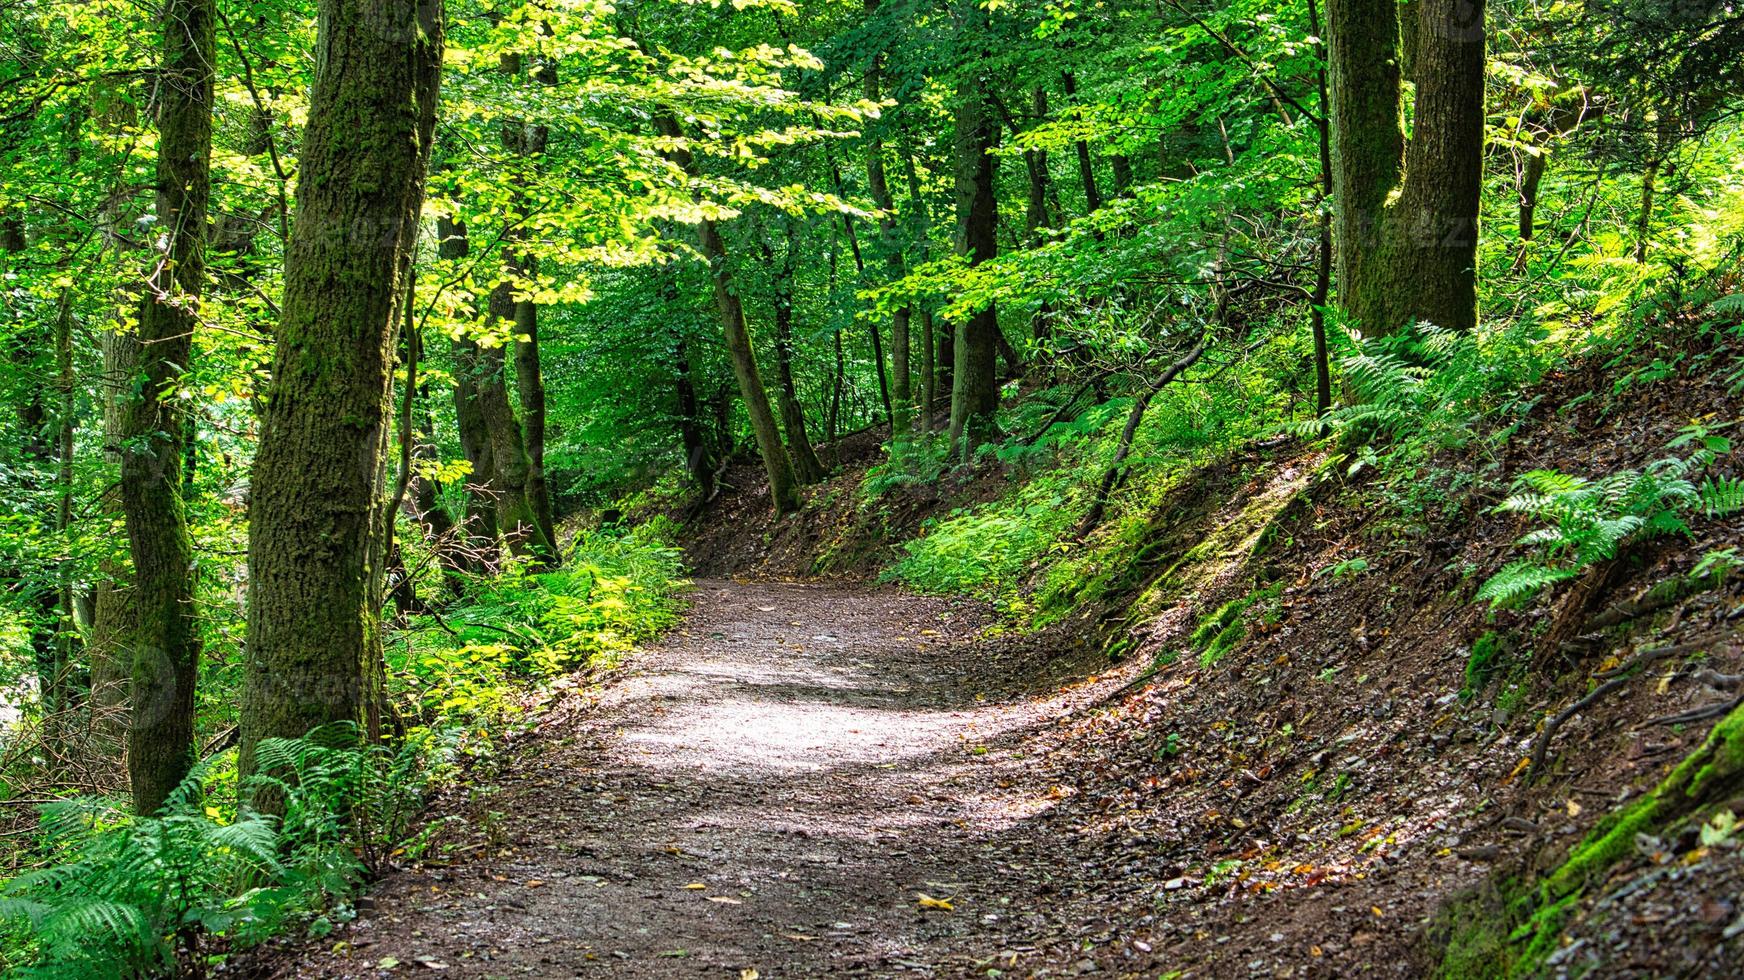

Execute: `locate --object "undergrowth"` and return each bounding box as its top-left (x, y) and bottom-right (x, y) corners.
top-left (0, 520), bottom-right (688, 978)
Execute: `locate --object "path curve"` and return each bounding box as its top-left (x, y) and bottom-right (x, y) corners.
top-left (271, 579), bottom-right (1103, 978)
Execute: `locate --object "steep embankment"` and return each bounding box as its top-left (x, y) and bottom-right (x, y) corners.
top-left (672, 328), bottom-right (1744, 976)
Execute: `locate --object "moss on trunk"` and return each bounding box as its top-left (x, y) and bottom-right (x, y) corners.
top-left (241, 0), bottom-right (444, 779)
top-left (1326, 0), bottom-right (1485, 337)
top-left (122, 0), bottom-right (213, 814)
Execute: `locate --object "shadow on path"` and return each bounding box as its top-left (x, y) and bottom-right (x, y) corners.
top-left (266, 579), bottom-right (1132, 979)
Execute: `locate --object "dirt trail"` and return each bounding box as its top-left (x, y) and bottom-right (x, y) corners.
top-left (272, 579), bottom-right (1117, 979)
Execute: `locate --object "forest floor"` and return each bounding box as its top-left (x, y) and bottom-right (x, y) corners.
top-left (250, 578), bottom-right (1140, 979)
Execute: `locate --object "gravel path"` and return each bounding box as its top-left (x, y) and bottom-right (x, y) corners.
top-left (268, 579), bottom-right (1107, 979)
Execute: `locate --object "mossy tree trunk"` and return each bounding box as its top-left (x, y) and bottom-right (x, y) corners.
top-left (1326, 0), bottom-right (1485, 337)
top-left (655, 113), bottom-right (801, 515)
top-left (437, 213), bottom-right (500, 564)
top-left (476, 279), bottom-right (557, 560)
top-left (241, 0), bottom-right (444, 778)
top-left (947, 32), bottom-right (1002, 460)
top-left (122, 0), bottom-right (213, 814)
top-left (501, 50), bottom-right (559, 558)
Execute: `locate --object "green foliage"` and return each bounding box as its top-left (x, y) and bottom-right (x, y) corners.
top-left (391, 520), bottom-right (687, 731)
top-left (1300, 322), bottom-right (1550, 475)
top-left (1461, 631), bottom-right (1508, 700)
top-left (1187, 583), bottom-right (1282, 668)
top-left (861, 433), bottom-right (953, 500)
top-left (1476, 429), bottom-right (1740, 607)
top-left (0, 719), bottom-right (497, 978)
top-left (886, 502), bottom-right (1065, 598)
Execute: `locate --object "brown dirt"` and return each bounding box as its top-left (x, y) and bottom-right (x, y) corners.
top-left (243, 579), bottom-right (1144, 978)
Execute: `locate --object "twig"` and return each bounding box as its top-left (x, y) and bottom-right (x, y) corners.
top-left (1642, 695), bottom-right (1744, 729)
top-left (1529, 676), bottom-right (1632, 780)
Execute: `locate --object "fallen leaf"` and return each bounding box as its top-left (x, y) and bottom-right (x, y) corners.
top-left (683, 883), bottom-right (707, 890)
top-left (709, 896), bottom-right (743, 905)
top-left (741, 971), bottom-right (760, 980)
top-left (377, 956), bottom-right (402, 970)
top-left (917, 893), bottom-right (955, 912)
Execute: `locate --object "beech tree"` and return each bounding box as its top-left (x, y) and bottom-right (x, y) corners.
top-left (240, 0), bottom-right (445, 771)
top-left (122, 0), bottom-right (213, 815)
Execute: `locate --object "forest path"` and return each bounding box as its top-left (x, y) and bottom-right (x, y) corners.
top-left (276, 579), bottom-right (1101, 978)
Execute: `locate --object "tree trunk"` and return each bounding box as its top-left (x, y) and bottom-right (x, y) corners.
top-left (1110, 154), bottom-right (1134, 196)
top-left (1519, 149), bottom-right (1547, 242)
top-left (1326, 0), bottom-right (1485, 337)
top-left (1061, 72), bottom-right (1102, 215)
top-left (476, 280), bottom-right (557, 560)
top-left (673, 334), bottom-right (717, 502)
top-left (1024, 87), bottom-right (1055, 346)
top-left (655, 114), bottom-right (801, 515)
top-left (1308, 0), bottom-right (1334, 416)
top-left (761, 223), bottom-right (827, 483)
top-left (437, 214), bottom-right (500, 562)
top-left (509, 52), bottom-right (558, 553)
top-left (864, 0), bottom-right (914, 434)
top-left (948, 52), bottom-right (1001, 460)
top-left (242, 0), bottom-right (444, 778)
top-left (123, 0), bottom-right (213, 814)
top-left (899, 134), bottom-right (939, 432)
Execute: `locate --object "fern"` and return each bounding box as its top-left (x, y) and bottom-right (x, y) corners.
top-left (1475, 560), bottom-right (1582, 607)
top-left (1699, 476), bottom-right (1744, 517)
top-left (1477, 437), bottom-right (1736, 608)
top-left (0, 736), bottom-right (411, 978)
top-left (1708, 292), bottom-right (1744, 315)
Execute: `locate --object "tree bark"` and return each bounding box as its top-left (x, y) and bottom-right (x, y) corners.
top-left (760, 222), bottom-right (827, 483)
top-left (123, 0), bottom-right (213, 814)
top-left (508, 51), bottom-right (558, 553)
top-left (437, 213), bottom-right (499, 562)
top-left (948, 43), bottom-right (1001, 460)
top-left (242, 0), bottom-right (444, 778)
top-left (1308, 0), bottom-right (1334, 416)
top-left (1061, 72), bottom-right (1102, 215)
top-left (655, 114), bottom-right (801, 515)
top-left (475, 279), bottom-right (556, 560)
top-left (899, 134), bottom-right (938, 431)
top-left (864, 0), bottom-right (914, 434)
top-left (1326, 0), bottom-right (1485, 337)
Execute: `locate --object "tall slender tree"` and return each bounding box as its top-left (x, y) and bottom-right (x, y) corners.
top-left (864, 0), bottom-right (915, 433)
top-left (241, 0), bottom-right (445, 775)
top-left (122, 0), bottom-right (213, 814)
top-left (947, 7), bottom-right (1001, 459)
top-left (655, 113), bottom-right (802, 515)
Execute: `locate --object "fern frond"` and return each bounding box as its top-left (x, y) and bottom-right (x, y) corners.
top-left (1708, 293), bottom-right (1744, 314)
top-left (40, 899), bottom-right (148, 953)
top-left (1700, 476), bottom-right (1744, 517)
top-left (1513, 469), bottom-right (1589, 496)
top-left (1476, 560), bottom-right (1581, 607)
